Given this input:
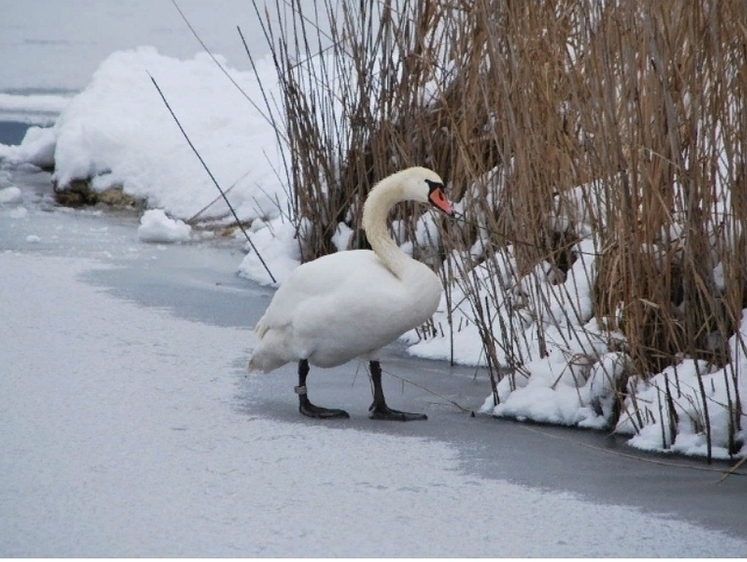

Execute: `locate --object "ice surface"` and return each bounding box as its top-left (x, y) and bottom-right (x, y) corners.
top-left (2, 251), bottom-right (745, 557)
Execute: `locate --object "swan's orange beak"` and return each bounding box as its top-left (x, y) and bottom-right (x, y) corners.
top-left (428, 186), bottom-right (455, 216)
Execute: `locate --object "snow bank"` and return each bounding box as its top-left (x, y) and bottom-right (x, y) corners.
top-left (1, 45), bottom-right (300, 288)
top-left (6, 47), bottom-right (287, 224)
top-left (405, 172), bottom-right (746, 459)
top-left (616, 313), bottom-right (747, 459)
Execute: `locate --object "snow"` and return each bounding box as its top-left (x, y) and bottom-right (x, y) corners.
top-left (616, 332), bottom-right (747, 459)
top-left (0, 185), bottom-right (22, 204)
top-left (332, 221), bottom-right (354, 251)
top-left (9, 206), bottom-right (28, 219)
top-left (50, 47), bottom-right (285, 223)
top-left (0, 125), bottom-right (56, 168)
top-left (237, 216), bottom-right (301, 285)
top-left (137, 208), bottom-right (192, 244)
top-left (406, 173), bottom-right (746, 460)
top-left (2, 251), bottom-right (746, 557)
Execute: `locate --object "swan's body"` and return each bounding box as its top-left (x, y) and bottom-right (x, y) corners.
top-left (248, 167), bottom-right (453, 420)
top-left (250, 249), bottom-right (441, 371)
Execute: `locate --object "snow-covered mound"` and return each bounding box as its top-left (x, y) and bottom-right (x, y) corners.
top-left (403, 172), bottom-right (746, 459)
top-left (0, 185), bottom-right (23, 204)
top-left (4, 47), bottom-right (287, 224)
top-left (237, 216), bottom-right (301, 286)
top-left (137, 209), bottom-right (192, 243)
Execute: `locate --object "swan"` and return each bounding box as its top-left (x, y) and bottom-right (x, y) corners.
top-left (247, 167), bottom-right (454, 420)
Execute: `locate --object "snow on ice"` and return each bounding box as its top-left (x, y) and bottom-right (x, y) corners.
top-left (9, 206), bottom-right (28, 219)
top-left (137, 208), bottom-right (192, 244)
top-left (3, 47), bottom-right (286, 222)
top-left (0, 185), bottom-right (22, 204)
top-left (1, 47), bottom-right (745, 460)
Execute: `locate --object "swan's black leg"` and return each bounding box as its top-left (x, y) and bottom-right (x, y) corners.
top-left (296, 359), bottom-right (349, 419)
top-left (368, 360), bottom-right (427, 421)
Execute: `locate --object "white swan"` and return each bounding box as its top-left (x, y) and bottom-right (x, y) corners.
top-left (247, 167), bottom-right (454, 420)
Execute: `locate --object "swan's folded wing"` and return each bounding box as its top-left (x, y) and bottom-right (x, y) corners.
top-left (255, 250), bottom-right (386, 327)
top-left (250, 248), bottom-right (440, 369)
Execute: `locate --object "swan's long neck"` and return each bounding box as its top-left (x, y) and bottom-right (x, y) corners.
top-left (362, 176), bottom-right (410, 279)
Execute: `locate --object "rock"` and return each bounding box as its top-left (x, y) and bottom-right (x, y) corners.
top-left (53, 178), bottom-right (144, 209)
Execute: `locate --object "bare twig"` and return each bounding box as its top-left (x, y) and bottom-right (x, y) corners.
top-left (149, 73), bottom-right (276, 283)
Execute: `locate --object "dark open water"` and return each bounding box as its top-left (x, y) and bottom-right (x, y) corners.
top-left (0, 121), bottom-right (32, 145)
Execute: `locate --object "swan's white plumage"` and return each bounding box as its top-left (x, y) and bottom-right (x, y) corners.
top-left (248, 167), bottom-right (447, 373)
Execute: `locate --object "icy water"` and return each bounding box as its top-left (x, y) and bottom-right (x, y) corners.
top-left (0, 121), bottom-right (30, 145)
top-left (0, 0), bottom-right (271, 94)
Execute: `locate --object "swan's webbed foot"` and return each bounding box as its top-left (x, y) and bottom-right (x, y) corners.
top-left (369, 403), bottom-right (427, 421)
top-left (295, 360), bottom-right (349, 419)
top-left (298, 390), bottom-right (350, 419)
top-left (367, 360), bottom-right (428, 422)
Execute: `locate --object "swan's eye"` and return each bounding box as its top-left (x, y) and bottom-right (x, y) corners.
top-left (425, 179), bottom-right (445, 194)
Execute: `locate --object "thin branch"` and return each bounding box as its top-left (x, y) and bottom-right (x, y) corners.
top-left (149, 73), bottom-right (276, 283)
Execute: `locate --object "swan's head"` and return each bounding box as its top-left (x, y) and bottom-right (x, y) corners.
top-left (400, 167), bottom-right (454, 217)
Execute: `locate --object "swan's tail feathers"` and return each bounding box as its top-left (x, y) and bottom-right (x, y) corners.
top-left (247, 352), bottom-right (289, 374)
top-left (246, 353), bottom-right (273, 374)
top-left (247, 327), bottom-right (292, 374)
top-left (254, 320), bottom-right (269, 338)
top-left (247, 355), bottom-right (264, 374)
top-left (248, 316), bottom-right (274, 373)
top-left (252, 305), bottom-right (278, 335)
